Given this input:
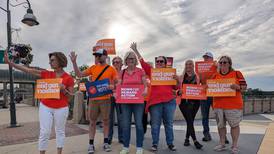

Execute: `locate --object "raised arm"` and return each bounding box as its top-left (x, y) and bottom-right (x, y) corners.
top-left (130, 42), bottom-right (152, 76)
top-left (69, 51), bottom-right (89, 78)
top-left (4, 50), bottom-right (41, 77)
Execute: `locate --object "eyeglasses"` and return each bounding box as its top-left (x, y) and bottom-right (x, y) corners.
top-left (219, 61), bottom-right (228, 64)
top-left (156, 60), bottom-right (165, 64)
top-left (49, 59), bottom-right (56, 63)
top-left (112, 61), bottom-right (121, 64)
top-left (127, 58), bottom-right (135, 61)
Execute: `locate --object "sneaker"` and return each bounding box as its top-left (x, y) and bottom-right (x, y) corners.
top-left (103, 143), bottom-right (111, 152)
top-left (214, 144), bottom-right (226, 152)
top-left (120, 149), bottom-right (129, 154)
top-left (184, 139), bottom-right (190, 146)
top-left (194, 141), bottom-right (203, 149)
top-left (202, 133), bottom-right (212, 142)
top-left (88, 144), bottom-right (95, 154)
top-left (231, 146), bottom-right (240, 154)
top-left (151, 145), bottom-right (158, 151)
top-left (136, 148), bottom-right (144, 154)
top-left (168, 144), bottom-right (177, 151)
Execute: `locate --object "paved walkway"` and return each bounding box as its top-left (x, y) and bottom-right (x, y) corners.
top-left (0, 104), bottom-right (273, 154)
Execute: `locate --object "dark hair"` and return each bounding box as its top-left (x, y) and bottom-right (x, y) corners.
top-left (49, 52), bottom-right (68, 68)
top-left (156, 56), bottom-right (167, 64)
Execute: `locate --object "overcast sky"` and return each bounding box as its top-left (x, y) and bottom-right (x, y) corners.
top-left (1, 0), bottom-right (274, 90)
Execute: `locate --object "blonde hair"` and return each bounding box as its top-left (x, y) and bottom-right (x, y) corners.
top-left (180, 59), bottom-right (200, 84)
top-left (123, 51), bottom-right (138, 66)
top-left (217, 55), bottom-right (234, 73)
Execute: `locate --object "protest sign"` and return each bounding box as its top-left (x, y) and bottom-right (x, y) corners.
top-left (182, 84), bottom-right (207, 100)
top-left (35, 78), bottom-right (62, 99)
top-left (151, 68), bottom-right (176, 85)
top-left (195, 61), bottom-right (216, 74)
top-left (166, 57), bottom-right (173, 68)
top-left (116, 85), bottom-right (144, 104)
top-left (93, 39), bottom-right (116, 55)
top-left (207, 78), bottom-right (236, 97)
top-left (85, 79), bottom-right (112, 98)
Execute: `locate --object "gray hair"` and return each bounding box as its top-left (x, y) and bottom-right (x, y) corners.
top-left (123, 51), bottom-right (139, 66)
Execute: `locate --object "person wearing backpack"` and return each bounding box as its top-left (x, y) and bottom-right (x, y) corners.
top-left (211, 55), bottom-right (247, 154)
top-left (70, 49), bottom-right (118, 154)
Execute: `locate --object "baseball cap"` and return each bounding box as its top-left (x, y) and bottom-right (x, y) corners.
top-left (93, 49), bottom-right (108, 56)
top-left (203, 52), bottom-right (213, 58)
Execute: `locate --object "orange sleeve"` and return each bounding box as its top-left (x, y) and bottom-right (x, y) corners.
top-left (83, 65), bottom-right (94, 76)
top-left (111, 67), bottom-right (118, 81)
top-left (236, 71), bottom-right (247, 86)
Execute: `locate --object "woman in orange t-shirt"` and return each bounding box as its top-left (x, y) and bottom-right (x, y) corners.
top-left (4, 51), bottom-right (74, 154)
top-left (211, 55), bottom-right (247, 154)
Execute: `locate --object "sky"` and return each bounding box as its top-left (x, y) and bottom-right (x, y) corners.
top-left (0, 0), bottom-right (274, 91)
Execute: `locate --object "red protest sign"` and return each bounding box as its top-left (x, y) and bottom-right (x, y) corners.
top-left (195, 61), bottom-right (216, 74)
top-left (182, 84), bottom-right (207, 100)
top-left (116, 85), bottom-right (144, 104)
top-left (93, 39), bottom-right (116, 55)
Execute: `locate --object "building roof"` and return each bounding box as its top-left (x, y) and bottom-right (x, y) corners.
top-left (0, 69), bottom-right (37, 83)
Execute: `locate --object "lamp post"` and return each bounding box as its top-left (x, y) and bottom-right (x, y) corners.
top-left (0, 0), bottom-right (39, 127)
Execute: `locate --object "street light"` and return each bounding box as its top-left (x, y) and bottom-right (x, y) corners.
top-left (0, 0), bottom-right (39, 128)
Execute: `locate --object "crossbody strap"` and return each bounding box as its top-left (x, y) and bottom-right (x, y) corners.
top-left (94, 65), bottom-right (110, 81)
top-left (121, 69), bottom-right (126, 85)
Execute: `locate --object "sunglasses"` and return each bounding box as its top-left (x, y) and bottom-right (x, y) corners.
top-left (95, 54), bottom-right (102, 57)
top-left (219, 61), bottom-right (228, 64)
top-left (156, 60), bottom-right (165, 64)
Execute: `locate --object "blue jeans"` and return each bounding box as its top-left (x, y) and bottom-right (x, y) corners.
top-left (108, 97), bottom-right (123, 143)
top-left (121, 103), bottom-right (144, 148)
top-left (150, 99), bottom-right (176, 146)
top-left (200, 97), bottom-right (213, 135)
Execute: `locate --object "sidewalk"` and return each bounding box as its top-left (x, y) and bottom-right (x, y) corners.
top-left (0, 104), bottom-right (273, 154)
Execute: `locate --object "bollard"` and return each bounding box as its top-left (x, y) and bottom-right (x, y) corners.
top-left (72, 91), bottom-right (84, 124)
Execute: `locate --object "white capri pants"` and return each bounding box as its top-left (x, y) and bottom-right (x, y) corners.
top-left (39, 103), bottom-right (68, 151)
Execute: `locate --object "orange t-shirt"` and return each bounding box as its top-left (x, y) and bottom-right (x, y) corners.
top-left (212, 70), bottom-right (246, 109)
top-left (83, 64), bottom-right (118, 100)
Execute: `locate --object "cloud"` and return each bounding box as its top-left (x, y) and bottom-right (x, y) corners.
top-left (0, 0), bottom-right (274, 90)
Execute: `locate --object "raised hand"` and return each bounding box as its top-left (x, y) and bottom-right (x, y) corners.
top-left (69, 51), bottom-right (77, 63)
top-left (130, 42), bottom-right (138, 52)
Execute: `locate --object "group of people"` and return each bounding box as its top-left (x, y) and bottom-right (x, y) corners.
top-left (3, 41), bottom-right (247, 154)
